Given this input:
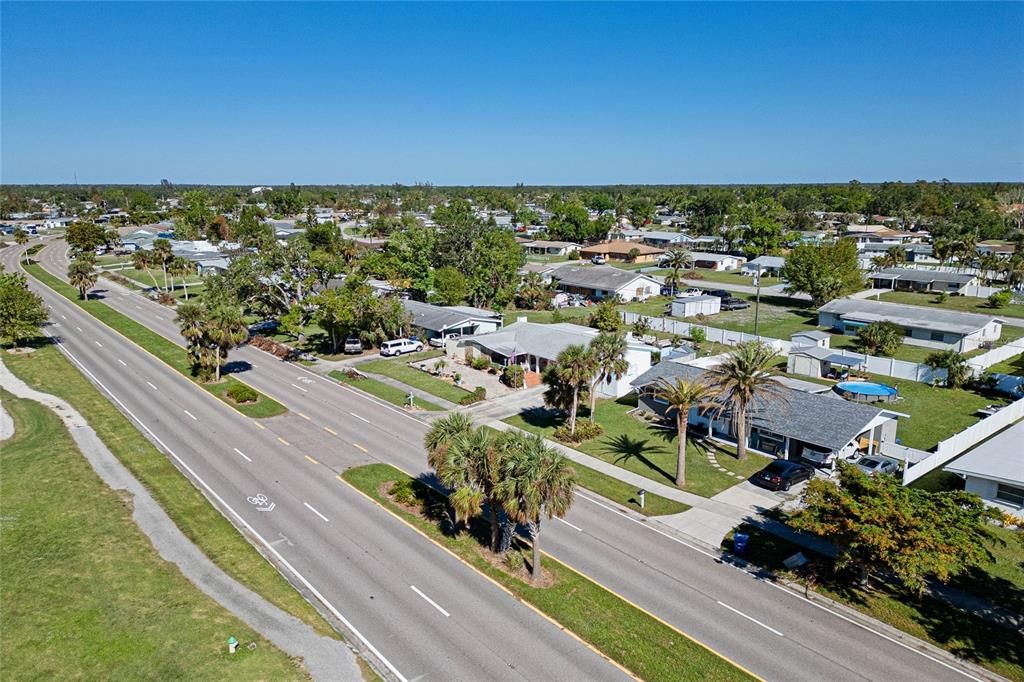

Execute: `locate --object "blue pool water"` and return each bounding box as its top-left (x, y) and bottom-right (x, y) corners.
top-left (835, 381), bottom-right (897, 397)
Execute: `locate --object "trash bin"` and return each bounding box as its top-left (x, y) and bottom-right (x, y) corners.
top-left (733, 532), bottom-right (749, 557)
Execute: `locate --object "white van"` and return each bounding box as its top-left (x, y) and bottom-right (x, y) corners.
top-left (380, 338), bottom-right (424, 357)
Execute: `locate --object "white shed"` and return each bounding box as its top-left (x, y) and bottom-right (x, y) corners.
top-left (671, 295), bottom-right (721, 318)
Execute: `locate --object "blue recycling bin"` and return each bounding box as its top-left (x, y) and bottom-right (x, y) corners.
top-left (733, 532), bottom-right (749, 557)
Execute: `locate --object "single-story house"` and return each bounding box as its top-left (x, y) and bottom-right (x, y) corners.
top-left (869, 268), bottom-right (978, 294)
top-left (402, 300), bottom-right (503, 342)
top-left (671, 294), bottom-right (721, 318)
top-left (579, 241), bottom-right (665, 264)
top-left (551, 265), bottom-right (661, 302)
top-left (43, 216), bottom-right (76, 229)
top-left (521, 240), bottom-right (580, 257)
top-left (607, 228), bottom-right (647, 242)
top-left (857, 243), bottom-right (939, 267)
top-left (817, 298), bottom-right (1003, 353)
top-left (945, 420), bottom-right (1024, 513)
top-left (121, 229), bottom-right (157, 252)
top-left (632, 359), bottom-right (901, 464)
top-left (459, 320), bottom-right (657, 397)
top-left (741, 255), bottom-right (785, 277)
top-left (637, 230), bottom-right (689, 248)
top-left (689, 252), bottom-right (746, 271)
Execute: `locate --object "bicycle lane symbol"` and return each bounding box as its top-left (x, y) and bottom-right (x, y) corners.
top-left (247, 493), bottom-right (276, 512)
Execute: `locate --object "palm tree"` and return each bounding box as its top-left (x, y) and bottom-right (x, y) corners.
top-left (587, 333), bottom-right (628, 422)
top-left (933, 238), bottom-right (953, 268)
top-left (152, 238), bottom-right (173, 291)
top-left (550, 344), bottom-right (594, 435)
top-left (710, 342), bottom-right (786, 461)
top-left (662, 249), bottom-right (693, 295)
top-left (205, 305), bottom-right (248, 381)
top-left (169, 256), bottom-right (194, 299)
top-left (13, 228), bottom-right (28, 262)
top-left (653, 377), bottom-right (719, 487)
top-left (132, 250), bottom-right (160, 289)
top-left (175, 302), bottom-right (209, 375)
top-left (498, 433), bottom-right (576, 581)
top-left (67, 258), bottom-right (98, 300)
top-left (424, 413), bottom-right (474, 466)
top-left (977, 252), bottom-right (1004, 285)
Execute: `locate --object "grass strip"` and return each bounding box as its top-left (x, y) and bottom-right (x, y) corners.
top-left (25, 262), bottom-right (285, 418)
top-left (0, 390), bottom-right (307, 679)
top-left (2, 344), bottom-right (336, 639)
top-left (572, 461), bottom-right (690, 516)
top-left (329, 370), bottom-right (443, 411)
top-left (358, 352), bottom-right (473, 404)
top-left (343, 463), bottom-right (753, 682)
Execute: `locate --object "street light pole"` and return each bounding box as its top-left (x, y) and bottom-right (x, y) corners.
top-left (753, 272), bottom-right (762, 337)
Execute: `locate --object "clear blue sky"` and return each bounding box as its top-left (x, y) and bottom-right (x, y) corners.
top-left (2, 2), bottom-right (1022, 185)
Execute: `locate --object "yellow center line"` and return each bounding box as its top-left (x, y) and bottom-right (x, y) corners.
top-left (254, 422), bottom-right (266, 430)
top-left (324, 426), bottom-right (338, 436)
top-left (304, 455), bottom-right (319, 465)
top-left (277, 437), bottom-right (290, 446)
top-left (336, 474), bottom-right (345, 482)
top-left (353, 443), bottom-right (368, 453)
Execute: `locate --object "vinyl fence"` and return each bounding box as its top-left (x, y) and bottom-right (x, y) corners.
top-left (968, 337), bottom-right (1024, 373)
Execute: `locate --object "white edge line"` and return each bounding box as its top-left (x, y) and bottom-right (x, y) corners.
top-left (233, 447), bottom-right (252, 463)
top-left (556, 517), bottom-right (583, 532)
top-left (716, 600), bottom-right (784, 636)
top-left (303, 502), bottom-right (329, 523)
top-left (349, 411), bottom-right (371, 424)
top-left (410, 585), bottom-right (450, 617)
top-left (40, 332), bottom-right (407, 682)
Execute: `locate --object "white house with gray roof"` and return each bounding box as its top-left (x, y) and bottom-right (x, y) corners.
top-left (551, 265), bottom-right (661, 302)
top-left (868, 267), bottom-right (978, 294)
top-left (401, 300), bottom-right (503, 342)
top-left (817, 298), bottom-right (1002, 352)
top-left (741, 255), bottom-right (786, 277)
top-left (945, 420), bottom-right (1024, 513)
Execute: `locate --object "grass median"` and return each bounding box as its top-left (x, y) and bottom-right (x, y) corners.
top-left (329, 369), bottom-right (443, 411)
top-left (0, 390), bottom-right (307, 679)
top-left (25, 262), bottom-right (285, 419)
top-left (343, 463), bottom-right (753, 682)
top-left (2, 343), bottom-right (337, 640)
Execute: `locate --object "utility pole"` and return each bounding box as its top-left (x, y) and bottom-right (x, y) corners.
top-left (753, 272), bottom-right (762, 337)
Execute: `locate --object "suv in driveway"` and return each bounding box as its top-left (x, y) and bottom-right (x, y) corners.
top-left (380, 338), bottom-right (424, 357)
top-left (429, 332), bottom-right (460, 348)
top-left (343, 337), bottom-right (363, 354)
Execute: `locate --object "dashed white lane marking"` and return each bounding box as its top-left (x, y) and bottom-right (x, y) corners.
top-left (95, 340), bottom-right (103, 347)
top-left (410, 585), bottom-right (450, 617)
top-left (60, 314), bottom-right (67, 319)
top-left (304, 502), bottom-right (329, 523)
top-left (117, 359), bottom-right (127, 366)
top-left (146, 381), bottom-right (158, 391)
top-left (76, 326), bottom-right (83, 332)
top-left (324, 427), bottom-right (338, 436)
top-left (183, 409), bottom-right (198, 421)
top-left (349, 412), bottom-right (371, 424)
top-left (556, 518), bottom-right (583, 532)
top-left (290, 383), bottom-right (308, 393)
top-left (717, 601), bottom-right (784, 637)
top-left (353, 443), bottom-right (368, 453)
top-left (233, 447), bottom-right (252, 462)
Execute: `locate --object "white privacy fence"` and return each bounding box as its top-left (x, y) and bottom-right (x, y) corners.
top-left (902, 398), bottom-right (1024, 485)
top-left (622, 311), bottom-right (947, 384)
top-left (968, 338), bottom-right (1024, 373)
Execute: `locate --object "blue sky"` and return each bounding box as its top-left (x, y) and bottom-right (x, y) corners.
top-left (2, 2), bottom-right (1022, 185)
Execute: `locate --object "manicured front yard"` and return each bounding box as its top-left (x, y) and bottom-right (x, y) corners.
top-left (358, 351), bottom-right (473, 404)
top-left (344, 464), bottom-right (753, 682)
top-left (879, 289), bottom-right (1024, 319)
top-left (0, 392), bottom-right (305, 679)
top-left (505, 396), bottom-right (769, 498)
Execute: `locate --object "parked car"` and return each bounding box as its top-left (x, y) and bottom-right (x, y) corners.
top-left (590, 255), bottom-right (606, 265)
top-left (248, 320), bottom-right (280, 334)
top-left (720, 297), bottom-right (750, 311)
top-left (800, 447), bottom-right (836, 468)
top-left (753, 460), bottom-right (814, 491)
top-left (706, 289), bottom-right (731, 299)
top-left (429, 332), bottom-right (460, 348)
top-left (380, 338), bottom-right (424, 357)
top-left (343, 337), bottom-right (363, 354)
top-left (854, 456), bottom-right (900, 477)
top-left (676, 287), bottom-right (703, 298)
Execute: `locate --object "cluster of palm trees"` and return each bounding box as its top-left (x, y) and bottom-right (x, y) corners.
top-left (174, 302), bottom-right (248, 381)
top-left (542, 333), bottom-right (629, 435)
top-left (132, 239), bottom-right (197, 300)
top-left (652, 342), bottom-right (786, 487)
top-left (425, 414), bottom-right (576, 581)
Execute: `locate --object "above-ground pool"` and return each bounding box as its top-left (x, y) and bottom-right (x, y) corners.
top-left (833, 381), bottom-right (899, 403)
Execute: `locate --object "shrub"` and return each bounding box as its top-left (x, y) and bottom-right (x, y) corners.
top-left (988, 290), bottom-right (1012, 309)
top-left (551, 309), bottom-right (563, 323)
top-left (459, 386), bottom-right (487, 405)
top-left (553, 421), bottom-right (603, 444)
top-left (156, 291), bottom-right (176, 306)
top-left (470, 355), bottom-right (491, 371)
top-left (689, 327), bottom-right (706, 347)
top-left (502, 364), bottom-right (525, 388)
top-left (225, 383), bottom-right (258, 404)
top-left (504, 550), bottom-right (525, 572)
top-left (856, 320), bottom-right (903, 356)
top-left (935, 291), bottom-right (949, 303)
top-left (389, 479), bottom-right (419, 506)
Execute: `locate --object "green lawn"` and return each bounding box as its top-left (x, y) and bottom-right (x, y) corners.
top-left (25, 263), bottom-right (285, 419)
top-left (344, 464), bottom-right (753, 682)
top-left (330, 370), bottom-right (443, 411)
top-left (879, 289), bottom-right (1024, 319)
top-left (110, 265), bottom-right (204, 289)
top-left (0, 391), bottom-right (309, 680)
top-left (572, 460), bottom-right (690, 516)
top-left (503, 307), bottom-right (591, 325)
top-left (721, 524), bottom-right (1024, 681)
top-left (358, 351), bottom-right (473, 404)
top-left (2, 344), bottom-right (336, 640)
top-left (505, 397), bottom-right (769, 497)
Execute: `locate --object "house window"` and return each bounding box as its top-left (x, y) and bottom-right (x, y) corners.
top-left (929, 331), bottom-right (945, 342)
top-left (996, 484), bottom-right (1024, 508)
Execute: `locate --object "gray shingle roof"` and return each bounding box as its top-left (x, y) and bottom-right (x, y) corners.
top-left (871, 268), bottom-right (975, 285)
top-left (551, 265), bottom-right (660, 292)
top-left (945, 419), bottom-right (1024, 486)
top-left (818, 298), bottom-right (998, 335)
top-left (402, 300), bottom-right (494, 333)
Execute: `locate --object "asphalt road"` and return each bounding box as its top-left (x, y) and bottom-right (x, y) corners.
top-left (20, 240), bottom-right (997, 682)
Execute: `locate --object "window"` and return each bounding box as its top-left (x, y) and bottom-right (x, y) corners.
top-left (930, 331), bottom-right (945, 342)
top-left (996, 484), bottom-right (1024, 508)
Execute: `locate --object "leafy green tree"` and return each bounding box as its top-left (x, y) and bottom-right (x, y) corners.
top-left (0, 273), bottom-right (47, 346)
top-left (794, 463), bottom-right (998, 593)
top-left (431, 266), bottom-right (468, 306)
top-left (587, 333), bottom-right (628, 421)
top-left (925, 349), bottom-right (972, 389)
top-left (498, 432), bottom-right (576, 581)
top-left (65, 220), bottom-right (106, 255)
top-left (987, 290), bottom-right (1012, 309)
top-left (67, 258), bottom-right (98, 300)
top-left (587, 300), bottom-right (622, 332)
top-left (464, 228), bottom-right (523, 308)
top-left (653, 377), bottom-right (718, 486)
top-left (710, 342), bottom-right (786, 460)
top-left (784, 240), bottom-right (864, 306)
top-left (856, 321), bottom-right (903, 356)
top-left (173, 190), bottom-right (214, 241)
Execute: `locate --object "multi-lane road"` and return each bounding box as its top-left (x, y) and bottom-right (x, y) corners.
top-left (4, 239), bottom-right (997, 682)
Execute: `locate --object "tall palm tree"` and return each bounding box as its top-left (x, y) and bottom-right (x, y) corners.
top-left (132, 250), bottom-right (160, 289)
top-left (152, 238), bottom-right (173, 291)
top-left (169, 256), bottom-right (194, 300)
top-left (977, 252), bottom-right (1004, 285)
top-left (653, 377), bottom-right (719, 487)
top-left (550, 344), bottom-right (594, 435)
top-left (884, 245), bottom-right (906, 268)
top-left (587, 333), bottom-right (628, 422)
top-left (662, 248), bottom-right (693, 295)
top-left (933, 238), bottom-right (953, 268)
top-left (425, 413), bottom-right (475, 470)
top-left (67, 259), bottom-right (98, 300)
top-left (13, 228), bottom-right (28, 262)
top-left (498, 434), bottom-right (576, 581)
top-left (205, 305), bottom-right (247, 381)
top-left (710, 342), bottom-right (787, 461)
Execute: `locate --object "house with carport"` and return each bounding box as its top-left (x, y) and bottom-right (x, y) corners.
top-left (551, 265), bottom-right (661, 302)
top-left (868, 268), bottom-right (978, 294)
top-left (689, 251), bottom-right (745, 271)
top-left (579, 241), bottom-right (665, 264)
top-left (401, 300), bottom-right (503, 343)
